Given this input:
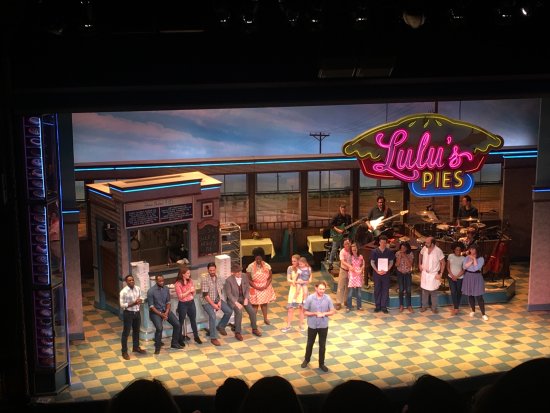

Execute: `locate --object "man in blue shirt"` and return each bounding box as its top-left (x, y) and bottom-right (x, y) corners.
top-left (301, 281), bottom-right (336, 372)
top-left (147, 274), bottom-right (183, 354)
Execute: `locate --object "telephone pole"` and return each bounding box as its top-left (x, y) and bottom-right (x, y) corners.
top-left (310, 132), bottom-right (330, 207)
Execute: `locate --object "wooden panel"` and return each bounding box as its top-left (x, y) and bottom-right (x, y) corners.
top-left (100, 245), bottom-right (118, 302)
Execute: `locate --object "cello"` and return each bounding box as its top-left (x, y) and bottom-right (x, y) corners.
top-left (483, 229), bottom-right (509, 284)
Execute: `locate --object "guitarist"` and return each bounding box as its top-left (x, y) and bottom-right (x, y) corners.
top-left (366, 196), bottom-right (393, 242)
top-left (328, 203), bottom-right (352, 271)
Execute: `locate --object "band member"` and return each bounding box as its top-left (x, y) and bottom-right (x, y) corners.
top-left (456, 195), bottom-right (479, 225)
top-left (327, 203), bottom-right (352, 271)
top-left (370, 235), bottom-right (394, 313)
top-left (419, 237), bottom-right (445, 314)
top-left (366, 196), bottom-right (393, 240)
top-left (119, 275), bottom-right (146, 360)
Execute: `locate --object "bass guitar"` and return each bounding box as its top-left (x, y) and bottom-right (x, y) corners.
top-left (368, 210), bottom-right (409, 236)
top-left (330, 216), bottom-right (369, 243)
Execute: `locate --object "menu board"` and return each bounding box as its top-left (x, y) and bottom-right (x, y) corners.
top-left (124, 201), bottom-right (193, 229)
top-left (198, 220), bottom-right (220, 257)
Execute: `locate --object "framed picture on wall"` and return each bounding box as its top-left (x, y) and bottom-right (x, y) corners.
top-left (202, 201), bottom-right (213, 218)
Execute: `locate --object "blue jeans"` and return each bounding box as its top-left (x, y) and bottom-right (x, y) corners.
top-left (328, 238), bottom-right (343, 265)
top-left (202, 300), bottom-right (232, 338)
top-left (397, 271), bottom-right (412, 307)
top-left (149, 310), bottom-right (181, 349)
top-left (177, 300), bottom-right (198, 339)
top-left (448, 277), bottom-right (463, 310)
top-left (346, 287), bottom-right (362, 309)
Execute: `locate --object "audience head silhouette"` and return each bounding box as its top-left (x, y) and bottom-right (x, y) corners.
top-left (471, 357), bottom-right (550, 413)
top-left (107, 378), bottom-right (180, 413)
top-left (403, 374), bottom-right (463, 413)
top-left (240, 376), bottom-right (303, 413)
top-left (321, 380), bottom-right (392, 413)
top-left (216, 377), bottom-right (249, 413)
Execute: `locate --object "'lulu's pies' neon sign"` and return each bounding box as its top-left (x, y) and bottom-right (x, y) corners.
top-left (342, 113), bottom-right (504, 196)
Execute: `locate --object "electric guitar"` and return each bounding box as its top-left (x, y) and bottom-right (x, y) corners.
top-left (330, 216), bottom-right (369, 243)
top-left (368, 210), bottom-right (409, 235)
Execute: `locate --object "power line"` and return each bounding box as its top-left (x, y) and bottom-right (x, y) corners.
top-left (309, 131), bottom-right (330, 154)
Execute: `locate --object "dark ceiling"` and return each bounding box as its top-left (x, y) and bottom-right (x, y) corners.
top-left (8, 1), bottom-right (550, 112)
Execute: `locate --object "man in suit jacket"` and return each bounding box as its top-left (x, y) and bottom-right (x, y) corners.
top-left (225, 263), bottom-right (263, 341)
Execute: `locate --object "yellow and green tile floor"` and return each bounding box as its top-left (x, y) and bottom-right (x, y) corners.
top-left (54, 262), bottom-right (550, 402)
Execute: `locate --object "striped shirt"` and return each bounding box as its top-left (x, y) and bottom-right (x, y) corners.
top-left (119, 285), bottom-right (141, 312)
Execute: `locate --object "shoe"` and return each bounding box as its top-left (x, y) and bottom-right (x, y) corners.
top-left (229, 323), bottom-right (236, 332)
top-left (160, 342), bottom-right (165, 346)
top-left (420, 307), bottom-right (427, 313)
top-left (328, 264), bottom-right (333, 271)
top-left (122, 352), bottom-right (130, 360)
top-left (399, 306), bottom-right (404, 313)
top-left (170, 343), bottom-right (184, 350)
top-left (194, 336), bottom-right (203, 344)
top-left (346, 308), bottom-right (351, 313)
top-left (217, 326), bottom-right (227, 336)
top-left (300, 327), bottom-right (307, 332)
top-left (335, 304), bottom-right (342, 310)
top-left (374, 308), bottom-right (381, 313)
top-left (408, 306), bottom-right (414, 313)
top-left (252, 329), bottom-right (262, 337)
top-left (154, 349), bottom-right (160, 355)
top-left (235, 332), bottom-right (244, 341)
top-left (469, 311), bottom-right (475, 317)
top-left (482, 314), bottom-right (489, 321)
top-left (301, 360), bottom-right (309, 368)
top-left (264, 319), bottom-right (271, 325)
top-left (357, 308), bottom-right (363, 311)
top-left (382, 309), bottom-right (389, 314)
top-left (281, 326), bottom-right (292, 333)
top-left (432, 308), bottom-right (439, 314)
top-left (319, 365), bottom-right (329, 372)
top-left (183, 335), bottom-right (191, 341)
top-left (211, 339), bottom-right (221, 346)
top-left (132, 347), bottom-right (146, 354)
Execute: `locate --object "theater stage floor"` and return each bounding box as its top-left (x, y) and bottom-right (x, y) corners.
top-left (48, 262), bottom-right (549, 403)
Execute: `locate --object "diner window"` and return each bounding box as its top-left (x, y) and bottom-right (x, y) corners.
top-left (212, 174), bottom-right (249, 227)
top-left (307, 170), bottom-right (351, 221)
top-left (256, 173), bottom-right (300, 225)
top-left (359, 175), bottom-right (403, 219)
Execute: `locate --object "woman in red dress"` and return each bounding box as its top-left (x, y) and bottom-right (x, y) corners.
top-left (246, 247), bottom-right (276, 325)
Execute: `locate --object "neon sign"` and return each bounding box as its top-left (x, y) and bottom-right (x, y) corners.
top-left (342, 114), bottom-right (504, 197)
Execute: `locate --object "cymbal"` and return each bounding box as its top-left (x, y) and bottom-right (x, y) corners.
top-left (461, 217), bottom-right (478, 222)
top-left (416, 237), bottom-right (426, 244)
top-left (422, 217), bottom-right (441, 223)
top-left (470, 222), bottom-right (486, 229)
top-left (399, 236), bottom-right (410, 242)
top-left (416, 210), bottom-right (430, 216)
top-left (436, 224), bottom-right (449, 230)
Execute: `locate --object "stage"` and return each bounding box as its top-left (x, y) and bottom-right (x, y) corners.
top-left (40, 262), bottom-right (550, 404)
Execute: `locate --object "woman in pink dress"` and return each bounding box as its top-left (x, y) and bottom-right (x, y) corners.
top-left (246, 247), bottom-right (276, 325)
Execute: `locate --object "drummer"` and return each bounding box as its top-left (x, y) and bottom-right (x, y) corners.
top-left (456, 195), bottom-right (479, 226)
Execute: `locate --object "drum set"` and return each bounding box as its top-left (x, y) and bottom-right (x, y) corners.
top-left (414, 213), bottom-right (487, 245)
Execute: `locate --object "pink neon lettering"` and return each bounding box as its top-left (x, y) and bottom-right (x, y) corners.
top-left (448, 144), bottom-right (473, 168)
top-left (372, 130), bottom-right (450, 182)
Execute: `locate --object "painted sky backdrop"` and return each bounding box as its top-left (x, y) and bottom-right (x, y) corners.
top-left (72, 99), bottom-right (539, 163)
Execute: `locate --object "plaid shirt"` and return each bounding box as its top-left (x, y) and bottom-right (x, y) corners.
top-left (119, 285), bottom-right (141, 312)
top-left (200, 274), bottom-right (225, 305)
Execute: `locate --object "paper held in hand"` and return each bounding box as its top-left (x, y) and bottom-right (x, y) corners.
top-left (378, 258), bottom-right (389, 272)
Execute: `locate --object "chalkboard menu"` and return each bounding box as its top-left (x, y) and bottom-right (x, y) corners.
top-left (125, 202), bottom-right (192, 229)
top-left (198, 220), bottom-right (220, 257)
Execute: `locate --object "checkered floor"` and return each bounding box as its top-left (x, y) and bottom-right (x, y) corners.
top-left (51, 262), bottom-right (550, 402)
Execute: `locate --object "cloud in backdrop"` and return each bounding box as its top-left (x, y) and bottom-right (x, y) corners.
top-left (72, 99), bottom-right (539, 163)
